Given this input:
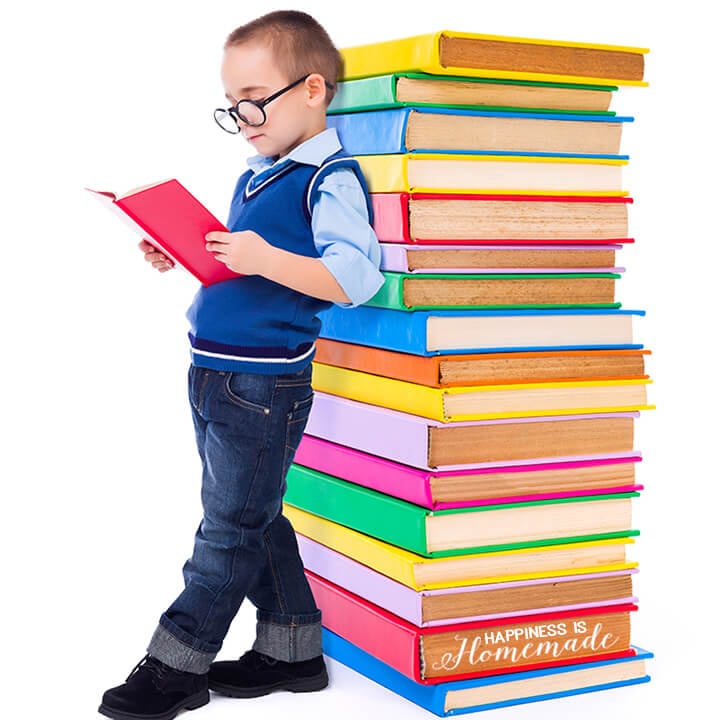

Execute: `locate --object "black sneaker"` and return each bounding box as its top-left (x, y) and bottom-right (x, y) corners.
top-left (208, 649), bottom-right (329, 698)
top-left (98, 654), bottom-right (209, 720)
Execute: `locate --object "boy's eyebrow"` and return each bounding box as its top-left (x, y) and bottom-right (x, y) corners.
top-left (225, 85), bottom-right (271, 101)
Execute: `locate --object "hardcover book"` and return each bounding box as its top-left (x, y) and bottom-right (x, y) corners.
top-left (322, 628), bottom-right (651, 716)
top-left (305, 392), bottom-right (640, 470)
top-left (313, 338), bottom-right (650, 387)
top-left (328, 72), bottom-right (617, 115)
top-left (285, 504), bottom-right (638, 590)
top-left (299, 533), bottom-right (637, 626)
top-left (86, 179), bottom-right (234, 286)
top-left (327, 107), bottom-right (630, 156)
top-left (284, 463), bottom-right (639, 557)
top-left (310, 363), bottom-right (652, 421)
top-left (379, 243), bottom-right (623, 273)
top-left (366, 271), bottom-right (621, 310)
top-left (370, 193), bottom-right (632, 244)
top-left (308, 570), bottom-right (638, 682)
top-left (339, 30), bottom-right (648, 86)
top-left (295, 434), bottom-right (643, 509)
top-left (318, 305), bottom-right (644, 355)
top-left (355, 152), bottom-right (627, 195)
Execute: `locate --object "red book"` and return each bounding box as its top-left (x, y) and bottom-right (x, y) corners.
top-left (371, 192), bottom-right (634, 245)
top-left (306, 570), bottom-right (637, 684)
top-left (87, 179), bottom-right (237, 286)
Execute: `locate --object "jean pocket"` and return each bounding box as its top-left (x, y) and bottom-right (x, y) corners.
top-left (223, 372), bottom-right (273, 415)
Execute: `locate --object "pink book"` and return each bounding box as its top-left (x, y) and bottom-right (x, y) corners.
top-left (294, 435), bottom-right (642, 509)
top-left (305, 391), bottom-right (641, 471)
top-left (297, 533), bottom-right (638, 628)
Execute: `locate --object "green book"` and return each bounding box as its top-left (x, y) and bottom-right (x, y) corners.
top-left (328, 72), bottom-right (618, 116)
top-left (284, 464), bottom-right (639, 558)
top-left (365, 271), bottom-right (622, 311)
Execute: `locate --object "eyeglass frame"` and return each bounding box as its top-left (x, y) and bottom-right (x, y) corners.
top-left (214, 74), bottom-right (335, 133)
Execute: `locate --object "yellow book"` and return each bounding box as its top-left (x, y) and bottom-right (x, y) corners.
top-left (340, 30), bottom-right (648, 86)
top-left (354, 153), bottom-right (628, 195)
top-left (284, 504), bottom-right (637, 590)
top-left (311, 362), bottom-right (654, 422)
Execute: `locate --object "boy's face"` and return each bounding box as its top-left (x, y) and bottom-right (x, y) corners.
top-left (221, 41), bottom-right (326, 158)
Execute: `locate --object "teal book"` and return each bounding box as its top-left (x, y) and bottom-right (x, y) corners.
top-left (322, 628), bottom-right (652, 716)
top-left (284, 464), bottom-right (639, 558)
top-left (365, 271), bottom-right (622, 311)
top-left (327, 72), bottom-right (618, 116)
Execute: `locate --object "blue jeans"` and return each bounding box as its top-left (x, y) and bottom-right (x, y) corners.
top-left (147, 364), bottom-right (321, 674)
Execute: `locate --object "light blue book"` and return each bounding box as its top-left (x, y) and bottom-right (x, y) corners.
top-left (323, 628), bottom-right (652, 716)
top-left (318, 305), bottom-right (645, 356)
top-left (327, 106), bottom-right (632, 157)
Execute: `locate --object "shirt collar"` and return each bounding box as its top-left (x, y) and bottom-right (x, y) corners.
top-left (246, 127), bottom-right (342, 176)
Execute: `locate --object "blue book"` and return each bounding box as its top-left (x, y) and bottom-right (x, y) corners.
top-left (323, 628), bottom-right (652, 716)
top-left (318, 305), bottom-right (645, 356)
top-left (327, 107), bottom-right (632, 157)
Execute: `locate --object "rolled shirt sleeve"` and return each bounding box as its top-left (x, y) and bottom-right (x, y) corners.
top-left (311, 168), bottom-right (385, 307)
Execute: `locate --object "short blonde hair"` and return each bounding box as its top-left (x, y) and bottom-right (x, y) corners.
top-left (225, 10), bottom-right (341, 105)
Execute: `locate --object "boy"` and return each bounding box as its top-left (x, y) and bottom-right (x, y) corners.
top-left (98, 10), bottom-right (383, 720)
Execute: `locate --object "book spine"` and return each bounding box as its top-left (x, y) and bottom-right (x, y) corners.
top-left (371, 193), bottom-right (411, 242)
top-left (307, 570), bottom-right (423, 680)
top-left (295, 435), bottom-right (435, 507)
top-left (321, 628), bottom-right (446, 714)
top-left (355, 154), bottom-right (410, 193)
top-left (319, 304), bottom-right (432, 354)
top-left (328, 108), bottom-right (410, 154)
top-left (379, 243), bottom-right (412, 271)
top-left (312, 362), bottom-right (445, 421)
top-left (297, 534), bottom-right (423, 625)
top-left (305, 391), bottom-right (433, 468)
top-left (314, 337), bottom-right (441, 387)
top-left (341, 31), bottom-right (441, 81)
top-left (285, 464), bottom-right (431, 555)
top-left (285, 504), bottom-right (424, 589)
top-left (328, 74), bottom-right (399, 114)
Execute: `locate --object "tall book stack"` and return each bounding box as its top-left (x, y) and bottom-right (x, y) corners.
top-left (286, 30), bottom-right (653, 715)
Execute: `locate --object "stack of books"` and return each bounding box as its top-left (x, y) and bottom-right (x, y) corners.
top-left (286, 29), bottom-right (654, 716)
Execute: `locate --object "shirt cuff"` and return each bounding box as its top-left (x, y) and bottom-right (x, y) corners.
top-left (319, 250), bottom-right (385, 308)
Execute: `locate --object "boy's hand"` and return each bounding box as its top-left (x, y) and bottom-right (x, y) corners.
top-left (139, 239), bottom-right (174, 272)
top-left (205, 230), bottom-right (272, 276)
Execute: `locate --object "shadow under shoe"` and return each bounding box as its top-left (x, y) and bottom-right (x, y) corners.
top-left (99, 654), bottom-right (209, 720)
top-left (209, 649), bottom-right (329, 698)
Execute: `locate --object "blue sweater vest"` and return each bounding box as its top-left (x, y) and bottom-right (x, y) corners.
top-left (186, 151), bottom-right (372, 375)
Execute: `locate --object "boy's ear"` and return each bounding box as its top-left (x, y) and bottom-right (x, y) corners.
top-left (304, 73), bottom-right (328, 107)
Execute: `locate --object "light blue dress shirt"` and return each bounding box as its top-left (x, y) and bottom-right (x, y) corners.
top-left (245, 128), bottom-right (384, 307)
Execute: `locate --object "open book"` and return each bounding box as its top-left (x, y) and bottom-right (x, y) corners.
top-left (86, 178), bottom-right (238, 286)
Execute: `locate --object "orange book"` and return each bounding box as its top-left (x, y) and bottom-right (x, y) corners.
top-left (313, 338), bottom-right (649, 388)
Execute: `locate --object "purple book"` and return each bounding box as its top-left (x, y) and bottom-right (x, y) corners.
top-left (305, 391), bottom-right (641, 471)
top-left (297, 533), bottom-right (637, 627)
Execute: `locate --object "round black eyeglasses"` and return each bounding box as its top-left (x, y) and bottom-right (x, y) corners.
top-left (214, 75), bottom-right (334, 134)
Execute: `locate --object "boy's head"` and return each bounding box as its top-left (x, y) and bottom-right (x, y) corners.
top-left (219, 10), bottom-right (342, 158)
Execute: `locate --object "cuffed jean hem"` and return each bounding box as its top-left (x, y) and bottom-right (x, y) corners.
top-left (252, 619), bottom-right (323, 662)
top-left (147, 623), bottom-right (216, 675)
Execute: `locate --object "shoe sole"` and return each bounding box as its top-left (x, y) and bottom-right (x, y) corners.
top-left (97, 689), bottom-right (210, 720)
top-left (209, 669), bottom-right (329, 698)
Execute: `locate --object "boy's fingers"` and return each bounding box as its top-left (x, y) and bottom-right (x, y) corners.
top-left (205, 231), bottom-right (229, 243)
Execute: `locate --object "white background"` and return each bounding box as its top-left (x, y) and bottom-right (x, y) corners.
top-left (1, 0), bottom-right (715, 717)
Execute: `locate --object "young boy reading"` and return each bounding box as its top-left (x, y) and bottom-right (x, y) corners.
top-left (98, 11), bottom-right (383, 720)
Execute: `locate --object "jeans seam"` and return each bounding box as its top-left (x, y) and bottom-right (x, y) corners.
top-left (193, 384), bottom-right (275, 638)
top-left (263, 531), bottom-right (287, 616)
